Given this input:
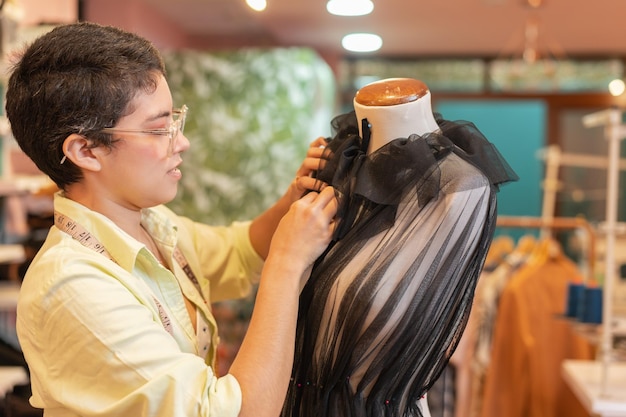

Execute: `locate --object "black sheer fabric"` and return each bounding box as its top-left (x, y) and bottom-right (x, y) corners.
top-left (281, 112), bottom-right (518, 417)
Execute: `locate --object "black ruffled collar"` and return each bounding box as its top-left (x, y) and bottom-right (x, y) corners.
top-left (314, 111), bottom-right (518, 240)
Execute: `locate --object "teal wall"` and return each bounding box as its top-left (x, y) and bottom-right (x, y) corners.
top-left (435, 100), bottom-right (546, 220)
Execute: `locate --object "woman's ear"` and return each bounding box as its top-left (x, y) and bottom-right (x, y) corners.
top-left (61, 134), bottom-right (102, 172)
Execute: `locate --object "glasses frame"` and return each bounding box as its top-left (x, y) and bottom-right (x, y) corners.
top-left (99, 104), bottom-right (188, 156)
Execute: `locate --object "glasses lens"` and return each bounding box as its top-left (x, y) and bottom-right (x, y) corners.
top-left (179, 107), bottom-right (187, 134)
top-left (168, 105), bottom-right (187, 154)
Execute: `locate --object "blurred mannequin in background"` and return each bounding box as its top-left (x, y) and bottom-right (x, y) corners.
top-left (282, 78), bottom-right (518, 417)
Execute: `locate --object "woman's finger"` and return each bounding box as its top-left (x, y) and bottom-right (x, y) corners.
top-left (296, 176), bottom-right (327, 193)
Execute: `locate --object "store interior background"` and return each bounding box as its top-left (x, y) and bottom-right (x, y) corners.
top-left (2, 0), bottom-right (626, 416)
top-left (8, 0), bottom-right (626, 225)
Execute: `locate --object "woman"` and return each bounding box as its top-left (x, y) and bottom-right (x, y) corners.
top-left (5, 22), bottom-right (337, 417)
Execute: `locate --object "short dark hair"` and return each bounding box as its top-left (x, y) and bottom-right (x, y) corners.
top-left (5, 21), bottom-right (166, 189)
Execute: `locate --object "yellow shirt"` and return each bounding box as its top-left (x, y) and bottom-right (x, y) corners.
top-left (17, 192), bottom-right (264, 417)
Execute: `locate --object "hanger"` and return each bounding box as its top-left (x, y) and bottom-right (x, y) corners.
top-left (485, 235), bottom-right (515, 268)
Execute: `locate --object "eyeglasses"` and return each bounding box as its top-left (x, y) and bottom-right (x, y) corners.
top-left (59, 105), bottom-right (188, 165)
top-left (100, 104), bottom-right (188, 156)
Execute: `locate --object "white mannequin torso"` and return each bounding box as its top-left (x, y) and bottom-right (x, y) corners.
top-left (353, 78), bottom-right (440, 154)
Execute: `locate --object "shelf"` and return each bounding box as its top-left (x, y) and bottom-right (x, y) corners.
top-left (562, 359), bottom-right (626, 417)
top-left (0, 281), bottom-right (20, 311)
top-left (0, 366), bottom-right (28, 398)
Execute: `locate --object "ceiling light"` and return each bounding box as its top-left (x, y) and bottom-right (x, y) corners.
top-left (246, 0), bottom-right (267, 12)
top-left (341, 33), bottom-right (382, 53)
top-left (327, 0), bottom-right (374, 16)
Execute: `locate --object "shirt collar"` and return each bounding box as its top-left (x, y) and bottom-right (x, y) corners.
top-left (53, 191), bottom-right (178, 272)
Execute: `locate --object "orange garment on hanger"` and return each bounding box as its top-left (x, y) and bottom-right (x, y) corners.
top-left (480, 240), bottom-right (594, 417)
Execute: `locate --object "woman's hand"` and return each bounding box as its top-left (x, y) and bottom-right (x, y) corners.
top-left (286, 136), bottom-right (329, 202)
top-left (248, 137), bottom-right (333, 260)
top-left (269, 185), bottom-right (337, 272)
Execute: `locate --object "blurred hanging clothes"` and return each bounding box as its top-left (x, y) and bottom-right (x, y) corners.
top-left (462, 234), bottom-right (537, 417)
top-left (281, 112), bottom-right (518, 417)
top-left (479, 237), bottom-right (595, 417)
top-left (436, 233), bottom-right (532, 417)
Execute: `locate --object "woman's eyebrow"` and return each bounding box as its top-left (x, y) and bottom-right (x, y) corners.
top-left (145, 109), bottom-right (172, 123)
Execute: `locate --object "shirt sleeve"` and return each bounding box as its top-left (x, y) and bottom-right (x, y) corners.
top-left (158, 205), bottom-right (265, 303)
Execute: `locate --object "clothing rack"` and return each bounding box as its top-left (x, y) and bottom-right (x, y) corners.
top-left (536, 145), bottom-right (626, 240)
top-left (536, 145), bottom-right (626, 238)
top-left (496, 215), bottom-right (596, 281)
top-left (581, 107), bottom-right (625, 397)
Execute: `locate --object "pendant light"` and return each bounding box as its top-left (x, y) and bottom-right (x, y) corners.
top-left (326, 0), bottom-right (373, 16)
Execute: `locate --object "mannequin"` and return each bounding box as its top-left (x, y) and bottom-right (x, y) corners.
top-left (281, 78), bottom-right (517, 417)
top-left (353, 79), bottom-right (437, 415)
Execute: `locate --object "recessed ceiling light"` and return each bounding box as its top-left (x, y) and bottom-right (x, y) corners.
top-left (327, 0), bottom-right (374, 16)
top-left (341, 33), bottom-right (382, 53)
top-left (246, 0), bottom-right (267, 12)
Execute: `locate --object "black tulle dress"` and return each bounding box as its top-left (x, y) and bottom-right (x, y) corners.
top-left (281, 112), bottom-right (518, 417)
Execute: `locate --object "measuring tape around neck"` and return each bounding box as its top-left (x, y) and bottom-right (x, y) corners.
top-left (53, 210), bottom-right (201, 336)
